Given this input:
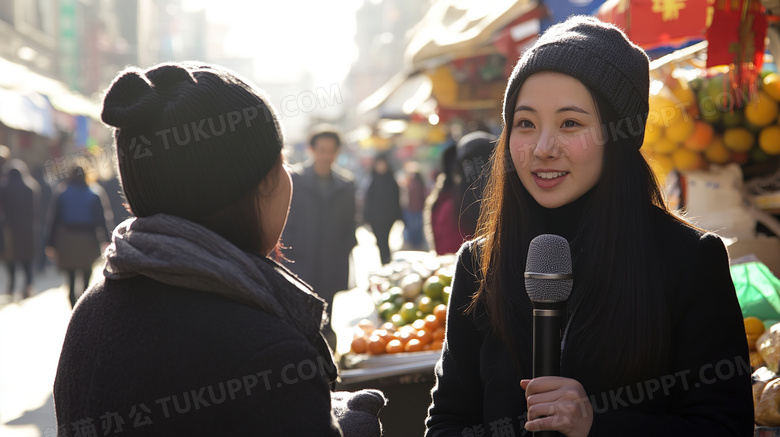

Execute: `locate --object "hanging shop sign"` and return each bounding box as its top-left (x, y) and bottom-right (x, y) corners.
top-left (596, 0), bottom-right (709, 49)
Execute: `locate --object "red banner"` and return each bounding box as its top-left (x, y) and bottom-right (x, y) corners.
top-left (596, 0), bottom-right (709, 49)
top-left (706, 0), bottom-right (767, 70)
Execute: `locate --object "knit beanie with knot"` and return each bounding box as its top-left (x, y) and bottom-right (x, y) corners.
top-left (101, 62), bottom-right (284, 220)
top-left (503, 16), bottom-right (650, 148)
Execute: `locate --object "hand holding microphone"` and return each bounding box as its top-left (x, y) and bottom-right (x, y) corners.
top-left (522, 235), bottom-right (592, 437)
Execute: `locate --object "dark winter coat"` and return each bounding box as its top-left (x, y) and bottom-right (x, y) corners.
top-left (282, 164), bottom-right (357, 301)
top-left (53, 215), bottom-right (344, 436)
top-left (426, 207), bottom-right (753, 436)
top-left (0, 162), bottom-right (40, 261)
top-left (363, 171), bottom-right (402, 232)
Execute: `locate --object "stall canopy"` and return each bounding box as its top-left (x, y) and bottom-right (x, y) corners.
top-left (404, 0), bottom-right (538, 71)
top-left (0, 87), bottom-right (56, 138)
top-left (0, 56), bottom-right (101, 121)
top-left (357, 71), bottom-right (434, 119)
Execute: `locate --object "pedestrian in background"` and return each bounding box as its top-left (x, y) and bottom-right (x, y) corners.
top-left (453, 130), bottom-right (497, 241)
top-left (401, 161), bottom-right (428, 251)
top-left (29, 165), bottom-right (53, 272)
top-left (0, 159), bottom-right (40, 299)
top-left (424, 143), bottom-right (460, 255)
top-left (363, 153), bottom-right (402, 265)
top-left (46, 165), bottom-right (112, 308)
top-left (0, 145), bottom-right (11, 269)
top-left (282, 126), bottom-right (357, 345)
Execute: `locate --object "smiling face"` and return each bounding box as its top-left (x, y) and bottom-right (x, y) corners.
top-left (509, 72), bottom-right (604, 209)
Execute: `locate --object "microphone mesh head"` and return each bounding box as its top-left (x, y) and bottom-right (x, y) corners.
top-left (525, 234), bottom-right (573, 303)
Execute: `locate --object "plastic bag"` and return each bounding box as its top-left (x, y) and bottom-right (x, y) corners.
top-left (731, 261), bottom-right (780, 321)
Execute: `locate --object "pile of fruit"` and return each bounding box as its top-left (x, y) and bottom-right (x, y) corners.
top-left (641, 69), bottom-right (780, 181)
top-left (349, 257), bottom-right (454, 355)
top-left (747, 316), bottom-right (770, 370)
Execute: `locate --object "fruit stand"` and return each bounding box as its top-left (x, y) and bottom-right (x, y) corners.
top-left (332, 251), bottom-right (455, 437)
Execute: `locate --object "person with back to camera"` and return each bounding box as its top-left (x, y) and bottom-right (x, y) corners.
top-left (451, 130), bottom-right (496, 242)
top-left (53, 62), bottom-right (385, 436)
top-left (46, 164), bottom-right (112, 308)
top-left (426, 16), bottom-right (752, 437)
top-left (424, 131), bottom-right (496, 255)
top-left (363, 152), bottom-right (402, 265)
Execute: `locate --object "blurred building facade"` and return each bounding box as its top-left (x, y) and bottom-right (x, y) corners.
top-left (345, 0), bottom-right (432, 130)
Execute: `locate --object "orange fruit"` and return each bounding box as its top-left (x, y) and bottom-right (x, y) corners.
top-left (759, 126), bottom-right (780, 155)
top-left (385, 339), bottom-right (404, 354)
top-left (357, 319), bottom-right (376, 334)
top-left (373, 329), bottom-right (395, 343)
top-left (367, 335), bottom-right (387, 355)
top-left (723, 127), bottom-right (755, 152)
top-left (405, 338), bottom-right (425, 352)
top-left (748, 334), bottom-right (759, 352)
top-left (381, 322), bottom-right (396, 333)
top-left (433, 327), bottom-right (446, 341)
top-left (394, 330), bottom-right (415, 345)
top-left (431, 339), bottom-right (444, 350)
top-left (644, 123), bottom-right (663, 145)
top-left (764, 73), bottom-right (780, 101)
top-left (422, 343), bottom-right (433, 351)
top-left (665, 118), bottom-right (696, 143)
top-left (653, 137), bottom-right (679, 154)
top-left (745, 317), bottom-right (766, 336)
top-left (351, 335), bottom-right (368, 354)
top-left (704, 136), bottom-right (731, 164)
top-left (416, 329), bottom-right (433, 345)
top-left (671, 148), bottom-right (705, 172)
top-left (683, 121), bottom-right (714, 152)
top-left (745, 91), bottom-right (779, 127)
top-left (423, 314), bottom-right (441, 332)
top-left (412, 319), bottom-right (426, 331)
top-left (434, 304), bottom-right (448, 322)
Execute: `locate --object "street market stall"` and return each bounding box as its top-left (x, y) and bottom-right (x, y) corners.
top-left (333, 251), bottom-right (454, 437)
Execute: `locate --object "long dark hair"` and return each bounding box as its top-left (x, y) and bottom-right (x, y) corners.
top-left (471, 84), bottom-right (682, 389)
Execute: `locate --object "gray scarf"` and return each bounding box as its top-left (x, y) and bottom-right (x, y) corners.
top-left (104, 214), bottom-right (327, 345)
top-left (105, 214), bottom-right (386, 435)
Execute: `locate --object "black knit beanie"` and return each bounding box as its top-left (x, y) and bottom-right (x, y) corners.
top-left (101, 62), bottom-right (284, 219)
top-left (503, 16), bottom-right (650, 148)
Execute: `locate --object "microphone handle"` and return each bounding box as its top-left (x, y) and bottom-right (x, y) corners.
top-left (532, 306), bottom-right (563, 437)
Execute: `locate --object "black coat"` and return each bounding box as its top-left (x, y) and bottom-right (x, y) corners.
top-left (426, 209), bottom-right (753, 436)
top-left (363, 172), bottom-right (402, 232)
top-left (53, 274), bottom-right (342, 436)
top-left (0, 164), bottom-right (40, 261)
top-left (282, 164), bottom-right (357, 300)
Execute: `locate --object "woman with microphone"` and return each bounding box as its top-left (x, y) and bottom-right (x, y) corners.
top-left (426, 16), bottom-right (752, 436)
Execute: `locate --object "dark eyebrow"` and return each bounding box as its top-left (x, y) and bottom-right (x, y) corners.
top-left (558, 106), bottom-right (589, 114)
top-left (514, 105), bottom-right (590, 114)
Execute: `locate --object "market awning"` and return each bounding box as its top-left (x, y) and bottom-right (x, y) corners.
top-left (357, 72), bottom-right (434, 120)
top-left (405, 0), bottom-right (538, 71)
top-left (0, 87), bottom-right (57, 138)
top-left (0, 56), bottom-right (101, 120)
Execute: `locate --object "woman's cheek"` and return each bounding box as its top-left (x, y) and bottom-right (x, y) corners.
top-left (509, 139), bottom-right (534, 171)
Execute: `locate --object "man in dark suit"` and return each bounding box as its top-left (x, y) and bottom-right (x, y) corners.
top-left (282, 126), bottom-right (357, 344)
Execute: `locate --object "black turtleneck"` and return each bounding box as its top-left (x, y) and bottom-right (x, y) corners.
top-left (528, 187), bottom-right (596, 266)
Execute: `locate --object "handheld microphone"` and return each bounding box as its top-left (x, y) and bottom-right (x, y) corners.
top-left (524, 234), bottom-right (573, 437)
